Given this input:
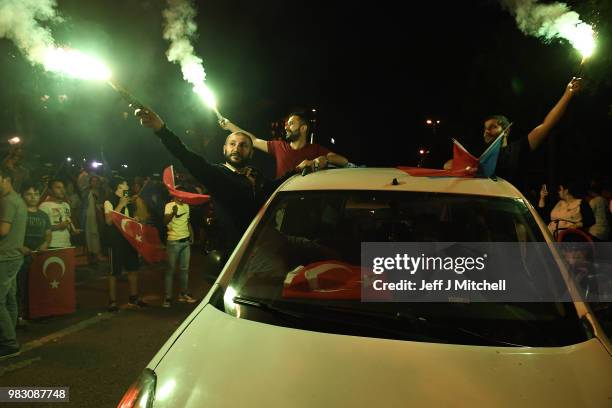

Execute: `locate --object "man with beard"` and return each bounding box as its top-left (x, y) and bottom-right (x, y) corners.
top-left (135, 108), bottom-right (291, 257)
top-left (444, 77), bottom-right (583, 187)
top-left (220, 112), bottom-right (348, 178)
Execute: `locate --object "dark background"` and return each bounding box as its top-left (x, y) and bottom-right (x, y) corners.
top-left (0, 0), bottom-right (610, 185)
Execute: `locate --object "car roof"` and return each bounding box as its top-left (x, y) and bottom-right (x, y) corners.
top-left (278, 168), bottom-right (524, 199)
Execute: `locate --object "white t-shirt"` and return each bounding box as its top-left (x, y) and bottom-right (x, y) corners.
top-left (165, 202), bottom-right (190, 241)
top-left (103, 200), bottom-right (130, 217)
top-left (39, 200), bottom-right (72, 248)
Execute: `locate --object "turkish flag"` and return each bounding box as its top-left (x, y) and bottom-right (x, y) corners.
top-left (28, 248), bottom-right (76, 319)
top-left (163, 165), bottom-right (210, 205)
top-left (399, 127), bottom-right (508, 178)
top-left (110, 211), bottom-right (166, 263)
top-left (282, 260), bottom-right (363, 300)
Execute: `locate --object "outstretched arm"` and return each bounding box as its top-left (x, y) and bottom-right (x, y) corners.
top-left (527, 77), bottom-right (582, 151)
top-left (135, 108), bottom-right (229, 195)
top-left (219, 118), bottom-right (269, 153)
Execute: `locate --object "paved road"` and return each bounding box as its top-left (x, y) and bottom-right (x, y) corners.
top-left (0, 251), bottom-right (213, 408)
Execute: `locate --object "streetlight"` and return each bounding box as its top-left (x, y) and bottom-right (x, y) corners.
top-left (417, 148), bottom-right (429, 167)
top-left (425, 118), bottom-right (441, 136)
top-left (8, 136), bottom-right (21, 145)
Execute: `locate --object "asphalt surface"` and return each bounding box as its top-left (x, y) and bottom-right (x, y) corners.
top-left (0, 248), bottom-right (213, 408)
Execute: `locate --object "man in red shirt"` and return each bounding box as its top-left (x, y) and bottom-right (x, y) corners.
top-left (220, 112), bottom-right (348, 178)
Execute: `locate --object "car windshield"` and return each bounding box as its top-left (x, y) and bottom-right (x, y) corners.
top-left (214, 190), bottom-right (587, 347)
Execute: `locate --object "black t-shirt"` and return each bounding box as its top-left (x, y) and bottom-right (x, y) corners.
top-left (24, 210), bottom-right (51, 250)
top-left (495, 137), bottom-right (530, 184)
top-left (104, 194), bottom-right (136, 249)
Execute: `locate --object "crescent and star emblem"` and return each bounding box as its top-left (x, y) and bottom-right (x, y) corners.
top-left (42, 256), bottom-right (66, 289)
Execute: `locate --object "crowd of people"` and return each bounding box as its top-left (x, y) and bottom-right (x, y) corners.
top-left (0, 108), bottom-right (350, 361)
top-left (1, 85), bottom-right (610, 360)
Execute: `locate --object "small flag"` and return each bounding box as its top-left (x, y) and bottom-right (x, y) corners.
top-left (400, 124), bottom-right (511, 178)
top-left (163, 166), bottom-right (210, 205)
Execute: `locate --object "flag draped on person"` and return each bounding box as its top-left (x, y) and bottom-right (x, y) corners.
top-left (163, 165), bottom-right (210, 205)
top-left (110, 211), bottom-right (166, 263)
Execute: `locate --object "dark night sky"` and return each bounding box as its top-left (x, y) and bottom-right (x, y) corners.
top-left (0, 0), bottom-right (610, 184)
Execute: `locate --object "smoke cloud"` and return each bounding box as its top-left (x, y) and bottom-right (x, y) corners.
top-left (501, 0), bottom-right (595, 56)
top-left (162, 0), bottom-right (206, 88)
top-left (0, 0), bottom-right (61, 64)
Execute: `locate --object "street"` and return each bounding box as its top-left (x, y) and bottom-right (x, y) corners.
top-left (0, 250), bottom-right (212, 408)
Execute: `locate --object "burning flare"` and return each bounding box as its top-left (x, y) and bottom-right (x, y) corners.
top-left (501, 0), bottom-right (596, 60)
top-left (42, 47), bottom-right (111, 80)
top-left (162, 0), bottom-right (221, 119)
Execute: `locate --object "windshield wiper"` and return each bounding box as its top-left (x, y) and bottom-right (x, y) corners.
top-left (233, 296), bottom-right (527, 346)
top-left (232, 296), bottom-right (447, 342)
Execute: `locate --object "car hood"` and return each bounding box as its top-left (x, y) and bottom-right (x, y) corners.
top-left (152, 305), bottom-right (612, 408)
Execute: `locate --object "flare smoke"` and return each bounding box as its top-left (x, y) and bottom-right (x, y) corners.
top-left (0, 0), bottom-right (61, 64)
top-left (162, 0), bottom-right (207, 90)
top-left (501, 0), bottom-right (595, 58)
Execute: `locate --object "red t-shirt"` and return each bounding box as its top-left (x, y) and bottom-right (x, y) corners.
top-left (267, 140), bottom-right (331, 178)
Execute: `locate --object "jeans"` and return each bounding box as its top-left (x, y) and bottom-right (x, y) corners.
top-left (165, 240), bottom-right (191, 299)
top-left (0, 259), bottom-right (23, 349)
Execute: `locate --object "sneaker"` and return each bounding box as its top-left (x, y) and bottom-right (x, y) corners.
top-left (108, 302), bottom-right (119, 312)
top-left (127, 299), bottom-right (148, 309)
top-left (0, 346), bottom-right (21, 362)
top-left (178, 293), bottom-right (198, 303)
top-left (162, 298), bottom-right (171, 308)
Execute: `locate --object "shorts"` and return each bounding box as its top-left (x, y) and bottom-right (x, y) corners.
top-left (108, 242), bottom-right (139, 276)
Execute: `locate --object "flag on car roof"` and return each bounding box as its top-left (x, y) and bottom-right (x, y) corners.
top-left (400, 124), bottom-right (510, 178)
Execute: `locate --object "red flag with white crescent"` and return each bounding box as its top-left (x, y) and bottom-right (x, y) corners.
top-left (28, 248), bottom-right (76, 319)
top-left (110, 211), bottom-right (166, 263)
top-left (282, 260), bottom-right (363, 300)
top-left (163, 165), bottom-right (210, 205)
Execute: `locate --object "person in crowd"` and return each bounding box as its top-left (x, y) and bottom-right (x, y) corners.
top-left (544, 181), bottom-right (595, 239)
top-left (444, 77), bottom-right (583, 186)
top-left (103, 177), bottom-right (147, 312)
top-left (162, 196), bottom-right (196, 307)
top-left (220, 112), bottom-right (348, 178)
top-left (135, 107), bottom-right (293, 261)
top-left (132, 177), bottom-right (151, 224)
top-left (18, 183), bottom-right (51, 324)
top-left (39, 179), bottom-right (78, 249)
top-left (586, 180), bottom-right (610, 241)
top-left (84, 175), bottom-right (105, 264)
top-left (76, 167), bottom-right (90, 197)
top-left (0, 166), bottom-right (27, 361)
top-left (65, 180), bottom-right (82, 231)
top-left (2, 145), bottom-right (30, 193)
top-left (65, 180), bottom-right (81, 210)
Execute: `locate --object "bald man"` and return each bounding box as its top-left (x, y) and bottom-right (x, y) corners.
top-left (136, 108), bottom-right (291, 255)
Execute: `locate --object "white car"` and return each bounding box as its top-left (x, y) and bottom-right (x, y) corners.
top-left (118, 168), bottom-right (612, 408)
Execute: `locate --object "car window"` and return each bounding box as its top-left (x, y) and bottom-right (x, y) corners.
top-left (215, 191), bottom-right (586, 347)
